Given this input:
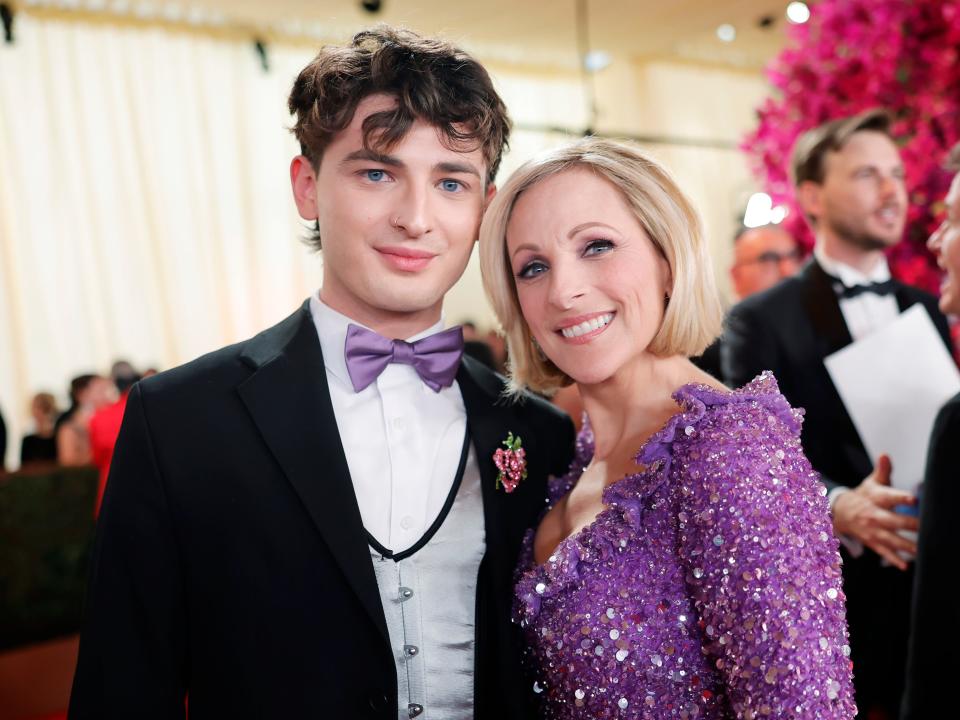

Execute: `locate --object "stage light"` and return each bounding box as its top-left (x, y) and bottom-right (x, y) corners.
top-left (583, 50), bottom-right (611, 73)
top-left (786, 2), bottom-right (811, 24)
top-left (743, 192), bottom-right (773, 227)
top-left (716, 24), bottom-right (736, 43)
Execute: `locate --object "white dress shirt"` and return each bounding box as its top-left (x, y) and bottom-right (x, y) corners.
top-left (814, 248), bottom-right (900, 341)
top-left (309, 294), bottom-right (467, 553)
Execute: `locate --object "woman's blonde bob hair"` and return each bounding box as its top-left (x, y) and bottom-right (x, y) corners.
top-left (479, 137), bottom-right (723, 395)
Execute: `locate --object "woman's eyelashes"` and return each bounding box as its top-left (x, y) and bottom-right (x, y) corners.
top-left (517, 259), bottom-right (548, 279)
top-left (516, 239), bottom-right (616, 279)
top-left (583, 238), bottom-right (616, 256)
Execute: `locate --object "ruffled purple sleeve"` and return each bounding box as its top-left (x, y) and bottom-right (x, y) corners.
top-left (674, 386), bottom-right (857, 718)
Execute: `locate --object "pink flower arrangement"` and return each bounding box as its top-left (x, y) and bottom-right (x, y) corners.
top-left (742, 0), bottom-right (960, 294)
top-left (493, 432), bottom-right (528, 494)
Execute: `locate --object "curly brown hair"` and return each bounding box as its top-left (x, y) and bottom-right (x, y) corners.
top-left (288, 24), bottom-right (511, 188)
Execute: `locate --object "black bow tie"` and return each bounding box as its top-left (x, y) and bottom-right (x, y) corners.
top-left (830, 278), bottom-right (896, 300)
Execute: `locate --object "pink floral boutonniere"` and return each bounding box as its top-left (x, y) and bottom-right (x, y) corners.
top-left (493, 432), bottom-right (527, 493)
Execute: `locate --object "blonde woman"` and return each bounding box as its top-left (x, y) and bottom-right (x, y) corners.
top-left (480, 138), bottom-right (855, 719)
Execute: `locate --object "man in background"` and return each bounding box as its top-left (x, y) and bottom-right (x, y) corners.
top-left (723, 109), bottom-right (952, 718)
top-left (693, 223), bottom-right (801, 378)
top-left (730, 224), bottom-right (802, 299)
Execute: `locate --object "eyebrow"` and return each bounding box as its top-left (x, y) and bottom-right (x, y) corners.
top-left (510, 221), bottom-right (622, 260)
top-left (340, 150), bottom-right (481, 179)
top-left (567, 221), bottom-right (620, 237)
top-left (341, 149), bottom-right (403, 167)
top-left (510, 242), bottom-right (540, 260)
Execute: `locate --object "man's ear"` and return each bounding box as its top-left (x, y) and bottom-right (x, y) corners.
top-left (796, 180), bottom-right (823, 225)
top-left (290, 155), bottom-right (319, 220)
top-left (473, 183), bottom-right (498, 245)
top-left (484, 183), bottom-right (498, 207)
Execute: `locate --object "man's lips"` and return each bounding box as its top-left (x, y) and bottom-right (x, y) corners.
top-left (875, 206), bottom-right (902, 225)
top-left (377, 246), bottom-right (437, 271)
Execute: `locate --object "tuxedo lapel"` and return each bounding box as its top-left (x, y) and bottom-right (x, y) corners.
top-left (457, 357), bottom-right (545, 530)
top-left (237, 302), bottom-right (388, 643)
top-left (800, 258), bottom-right (853, 359)
top-left (457, 358), bottom-right (510, 543)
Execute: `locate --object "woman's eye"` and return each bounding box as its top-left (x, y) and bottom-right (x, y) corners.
top-left (518, 261), bottom-right (548, 279)
top-left (584, 239), bottom-right (615, 256)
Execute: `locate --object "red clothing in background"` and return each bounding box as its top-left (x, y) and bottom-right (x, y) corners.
top-left (88, 391), bottom-right (129, 515)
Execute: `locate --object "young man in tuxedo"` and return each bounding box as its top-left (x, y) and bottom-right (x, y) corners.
top-left (722, 109), bottom-right (951, 719)
top-left (69, 27), bottom-right (574, 720)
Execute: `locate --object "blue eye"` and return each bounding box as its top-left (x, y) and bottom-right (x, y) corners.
top-left (365, 169), bottom-right (387, 182)
top-left (584, 239), bottom-right (615, 256)
top-left (518, 261), bottom-right (548, 279)
top-left (440, 179), bottom-right (464, 192)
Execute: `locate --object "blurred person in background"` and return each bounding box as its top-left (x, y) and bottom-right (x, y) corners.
top-left (56, 374), bottom-right (114, 466)
top-left (89, 361), bottom-right (141, 514)
top-left (460, 319), bottom-right (498, 370)
top-left (900, 142), bottom-right (960, 720)
top-left (723, 109), bottom-right (952, 719)
top-left (692, 224), bottom-right (802, 379)
top-left (730, 224), bottom-right (802, 300)
top-left (20, 391), bottom-right (60, 467)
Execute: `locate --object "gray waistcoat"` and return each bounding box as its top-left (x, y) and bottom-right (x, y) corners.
top-left (369, 441), bottom-right (486, 719)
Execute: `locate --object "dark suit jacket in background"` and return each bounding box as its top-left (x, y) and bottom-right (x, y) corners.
top-left (68, 301), bottom-right (575, 720)
top-left (721, 258), bottom-right (951, 715)
top-left (900, 393), bottom-right (960, 720)
top-left (690, 337), bottom-right (724, 383)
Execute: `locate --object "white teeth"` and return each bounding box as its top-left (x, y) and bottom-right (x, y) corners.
top-left (560, 313), bottom-right (614, 338)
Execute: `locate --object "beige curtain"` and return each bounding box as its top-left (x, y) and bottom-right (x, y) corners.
top-left (0, 15), bottom-right (328, 468)
top-left (0, 13), bottom-right (767, 469)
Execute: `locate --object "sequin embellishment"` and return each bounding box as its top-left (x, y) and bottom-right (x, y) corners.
top-left (513, 373), bottom-right (856, 719)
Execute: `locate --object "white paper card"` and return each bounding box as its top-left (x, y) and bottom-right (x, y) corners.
top-left (824, 303), bottom-right (960, 493)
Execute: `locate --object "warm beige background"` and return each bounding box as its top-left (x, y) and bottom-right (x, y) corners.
top-left (0, 6), bottom-right (778, 469)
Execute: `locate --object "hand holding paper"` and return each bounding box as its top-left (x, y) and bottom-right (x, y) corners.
top-left (832, 454), bottom-right (919, 570)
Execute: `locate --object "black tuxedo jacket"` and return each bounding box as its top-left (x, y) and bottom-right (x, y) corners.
top-left (720, 257), bottom-right (951, 713)
top-left (722, 258), bottom-right (951, 490)
top-left (68, 301), bottom-right (574, 719)
top-left (901, 393), bottom-right (960, 720)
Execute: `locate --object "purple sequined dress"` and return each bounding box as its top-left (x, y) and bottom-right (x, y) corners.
top-left (514, 373), bottom-right (856, 719)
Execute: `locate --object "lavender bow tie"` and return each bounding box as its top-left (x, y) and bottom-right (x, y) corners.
top-left (344, 324), bottom-right (464, 393)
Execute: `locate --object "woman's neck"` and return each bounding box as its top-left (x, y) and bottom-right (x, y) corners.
top-left (579, 354), bottom-right (688, 461)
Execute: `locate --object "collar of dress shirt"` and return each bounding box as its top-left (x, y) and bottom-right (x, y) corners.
top-left (308, 292), bottom-right (448, 389)
top-left (814, 246), bottom-right (892, 287)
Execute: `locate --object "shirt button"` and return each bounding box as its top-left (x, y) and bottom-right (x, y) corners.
top-left (404, 644), bottom-right (419, 658)
top-left (400, 516), bottom-right (415, 530)
top-left (399, 587), bottom-right (414, 601)
top-left (408, 703), bottom-right (424, 718)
